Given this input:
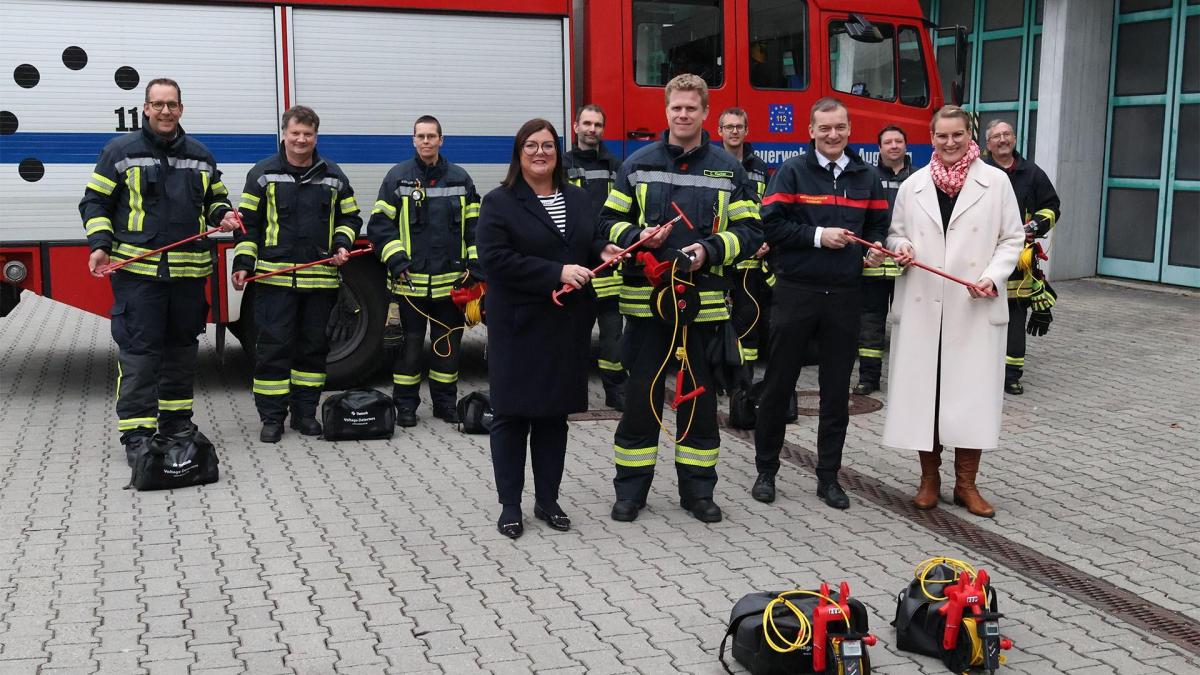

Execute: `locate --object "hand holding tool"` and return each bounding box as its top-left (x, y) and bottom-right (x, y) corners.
top-left (843, 232), bottom-right (997, 297)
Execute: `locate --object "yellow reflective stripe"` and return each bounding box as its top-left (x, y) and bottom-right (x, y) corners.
top-left (334, 225), bottom-right (358, 242)
top-left (614, 445), bottom-right (657, 467)
top-left (635, 183), bottom-right (649, 225)
top-left (460, 196), bottom-right (468, 259)
top-left (373, 199), bottom-right (397, 218)
top-left (399, 197), bottom-right (412, 253)
top-left (88, 172), bottom-right (116, 195)
top-left (695, 308), bottom-right (731, 322)
top-left (735, 258), bottom-right (761, 270)
top-left (609, 221), bottom-right (633, 243)
top-left (716, 191), bottom-right (729, 232)
top-left (699, 290), bottom-right (726, 305)
top-left (339, 196), bottom-right (359, 214)
top-left (1034, 208), bottom-right (1057, 229)
top-left (258, 276), bottom-right (338, 289)
top-left (198, 171), bottom-right (211, 234)
top-left (158, 399), bottom-right (193, 411)
top-left (464, 203), bottom-right (481, 219)
top-left (234, 241), bottom-right (258, 259)
top-left (126, 167), bottom-right (144, 232)
top-left (619, 304), bottom-right (653, 317)
top-left (393, 373), bottom-right (422, 386)
top-left (265, 183), bottom-right (280, 247)
top-left (85, 217), bottom-right (114, 235)
top-left (598, 359), bottom-right (623, 371)
top-left (428, 370), bottom-right (458, 384)
top-left (239, 192), bottom-right (261, 212)
top-left (1005, 356), bottom-right (1024, 366)
top-left (466, 245), bottom-right (478, 260)
top-left (327, 190), bottom-right (338, 251)
top-left (675, 444), bottom-right (719, 467)
top-left (381, 240), bottom-right (406, 265)
top-left (117, 417), bottom-right (157, 431)
top-left (603, 189), bottom-right (633, 213)
top-left (742, 347), bottom-right (759, 362)
top-left (290, 370), bottom-right (326, 388)
top-left (253, 378), bottom-right (290, 395)
top-left (717, 231), bottom-right (740, 265)
top-left (620, 286), bottom-right (652, 300)
top-left (210, 180), bottom-right (228, 198)
top-left (728, 199), bottom-right (759, 222)
top-left (858, 347), bottom-right (884, 359)
top-left (167, 250), bottom-right (211, 262)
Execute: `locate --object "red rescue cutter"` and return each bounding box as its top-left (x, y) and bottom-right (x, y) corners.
top-left (551, 201), bottom-right (695, 306)
top-left (97, 210), bottom-right (248, 276)
top-left (243, 245), bottom-right (375, 284)
top-left (844, 232), bottom-right (998, 297)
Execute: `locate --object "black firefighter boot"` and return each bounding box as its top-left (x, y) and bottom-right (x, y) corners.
top-left (677, 463), bottom-right (722, 523)
top-left (601, 370), bottom-right (626, 412)
top-left (612, 465), bottom-right (653, 521)
top-left (123, 432), bottom-right (153, 468)
top-left (289, 389), bottom-right (323, 436)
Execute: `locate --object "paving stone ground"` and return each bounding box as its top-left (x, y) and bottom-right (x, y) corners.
top-left (0, 278), bottom-right (1197, 674)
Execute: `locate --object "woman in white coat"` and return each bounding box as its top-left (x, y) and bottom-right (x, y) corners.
top-left (883, 105), bottom-right (1024, 518)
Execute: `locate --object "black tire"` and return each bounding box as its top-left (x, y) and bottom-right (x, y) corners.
top-left (324, 256), bottom-right (389, 389)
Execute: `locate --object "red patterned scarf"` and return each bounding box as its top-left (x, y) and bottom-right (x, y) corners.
top-left (930, 140), bottom-right (980, 198)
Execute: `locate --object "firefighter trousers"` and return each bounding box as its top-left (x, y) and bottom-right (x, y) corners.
top-left (856, 278), bottom-right (894, 385)
top-left (1006, 298), bottom-right (1027, 383)
top-left (730, 267), bottom-right (770, 387)
top-left (596, 297), bottom-right (626, 394)
top-left (613, 318), bottom-right (721, 506)
top-left (393, 295), bottom-right (463, 412)
top-left (251, 284), bottom-right (336, 423)
top-left (110, 273), bottom-right (207, 442)
top-left (755, 284), bottom-right (861, 483)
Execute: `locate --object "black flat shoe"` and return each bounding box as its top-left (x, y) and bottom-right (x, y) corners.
top-left (497, 506), bottom-right (523, 539)
top-left (816, 481), bottom-right (850, 509)
top-left (534, 503), bottom-right (571, 531)
top-left (852, 381), bottom-right (878, 396)
top-left (290, 416), bottom-right (322, 436)
top-left (681, 498), bottom-right (723, 523)
top-left (497, 520), bottom-right (523, 539)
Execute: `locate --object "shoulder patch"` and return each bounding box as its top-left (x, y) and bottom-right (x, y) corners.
top-left (703, 169), bottom-right (734, 178)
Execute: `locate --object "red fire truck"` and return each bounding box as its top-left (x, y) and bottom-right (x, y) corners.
top-left (0, 0), bottom-right (951, 386)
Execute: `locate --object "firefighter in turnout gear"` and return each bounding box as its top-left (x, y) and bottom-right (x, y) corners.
top-left (231, 106), bottom-right (360, 443)
top-left (604, 75), bottom-right (763, 524)
top-left (368, 115), bottom-right (481, 426)
top-left (983, 120), bottom-right (1061, 395)
top-left (717, 107), bottom-right (771, 390)
top-left (564, 104), bottom-right (626, 411)
top-left (81, 78), bottom-right (238, 466)
top-left (854, 125), bottom-right (914, 395)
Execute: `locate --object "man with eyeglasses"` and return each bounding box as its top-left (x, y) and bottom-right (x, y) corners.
top-left (602, 74), bottom-right (763, 524)
top-left (80, 77), bottom-right (239, 466)
top-left (751, 97), bottom-right (888, 510)
top-left (983, 120), bottom-right (1061, 396)
top-left (230, 105), bottom-right (360, 443)
top-left (717, 107), bottom-right (771, 390)
top-left (562, 104), bottom-right (626, 411)
top-left (368, 115), bottom-right (481, 426)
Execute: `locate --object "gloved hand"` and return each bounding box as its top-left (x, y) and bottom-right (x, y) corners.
top-left (1027, 309), bottom-right (1053, 337)
top-left (1029, 280), bottom-right (1057, 312)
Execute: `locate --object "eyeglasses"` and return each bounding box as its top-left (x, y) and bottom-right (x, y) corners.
top-left (414, 133), bottom-right (440, 141)
top-left (720, 124), bottom-right (746, 132)
top-left (522, 141), bottom-right (557, 155)
top-left (146, 101), bottom-right (181, 112)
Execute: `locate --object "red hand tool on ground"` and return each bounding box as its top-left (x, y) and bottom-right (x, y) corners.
top-left (99, 209), bottom-right (248, 276)
top-left (843, 232), bottom-right (998, 297)
top-left (243, 245), bottom-right (374, 284)
top-left (551, 201), bottom-right (695, 306)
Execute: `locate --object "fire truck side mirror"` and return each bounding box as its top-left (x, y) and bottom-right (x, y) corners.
top-left (845, 13), bottom-right (884, 43)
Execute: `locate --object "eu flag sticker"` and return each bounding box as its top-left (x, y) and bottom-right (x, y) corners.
top-left (768, 104), bottom-right (793, 133)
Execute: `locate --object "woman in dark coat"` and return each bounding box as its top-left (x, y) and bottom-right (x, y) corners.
top-left (476, 118), bottom-right (618, 539)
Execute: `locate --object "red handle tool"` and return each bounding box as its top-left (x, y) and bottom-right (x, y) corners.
top-left (98, 209), bottom-right (247, 276)
top-left (242, 245), bottom-right (374, 284)
top-left (843, 232), bottom-right (997, 297)
top-left (551, 201), bottom-right (695, 307)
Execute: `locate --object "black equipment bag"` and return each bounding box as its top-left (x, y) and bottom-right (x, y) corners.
top-left (892, 563), bottom-right (999, 673)
top-left (321, 388), bottom-right (396, 440)
top-left (128, 427), bottom-right (219, 491)
top-left (456, 391), bottom-right (494, 434)
top-left (719, 590), bottom-right (871, 675)
top-left (728, 380), bottom-right (799, 430)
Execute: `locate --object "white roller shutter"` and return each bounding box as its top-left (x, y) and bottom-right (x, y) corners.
top-left (0, 1), bottom-right (277, 242)
top-left (290, 8), bottom-right (568, 198)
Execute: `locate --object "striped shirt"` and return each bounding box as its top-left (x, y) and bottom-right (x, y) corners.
top-left (537, 191), bottom-right (567, 236)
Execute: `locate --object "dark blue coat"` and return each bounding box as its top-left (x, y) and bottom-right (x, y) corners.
top-left (477, 178), bottom-right (604, 417)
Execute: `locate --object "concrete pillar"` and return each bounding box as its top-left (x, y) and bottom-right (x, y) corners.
top-left (1037, 0), bottom-right (1114, 280)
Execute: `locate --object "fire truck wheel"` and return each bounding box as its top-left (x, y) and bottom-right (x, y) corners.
top-left (324, 255), bottom-right (389, 389)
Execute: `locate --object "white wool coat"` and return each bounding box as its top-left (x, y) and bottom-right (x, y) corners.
top-left (882, 159), bottom-right (1025, 451)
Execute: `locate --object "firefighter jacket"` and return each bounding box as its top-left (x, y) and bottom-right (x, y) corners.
top-left (733, 144), bottom-right (770, 272)
top-left (600, 131), bottom-right (763, 323)
top-left (984, 151), bottom-right (1062, 298)
top-left (232, 146), bottom-right (360, 291)
top-left (80, 121), bottom-right (232, 279)
top-left (564, 144), bottom-right (622, 299)
top-left (760, 143), bottom-right (889, 289)
top-left (367, 155), bottom-right (481, 299)
top-left (862, 156), bottom-right (915, 280)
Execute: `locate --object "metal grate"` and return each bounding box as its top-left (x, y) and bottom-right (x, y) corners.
top-left (569, 409), bottom-right (623, 422)
top-left (719, 421), bottom-right (1200, 656)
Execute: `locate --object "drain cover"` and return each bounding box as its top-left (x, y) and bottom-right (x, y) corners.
top-left (795, 390), bottom-right (883, 416)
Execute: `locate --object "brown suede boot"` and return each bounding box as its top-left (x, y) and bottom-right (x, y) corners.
top-left (912, 448), bottom-right (942, 509)
top-left (952, 448), bottom-right (995, 518)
